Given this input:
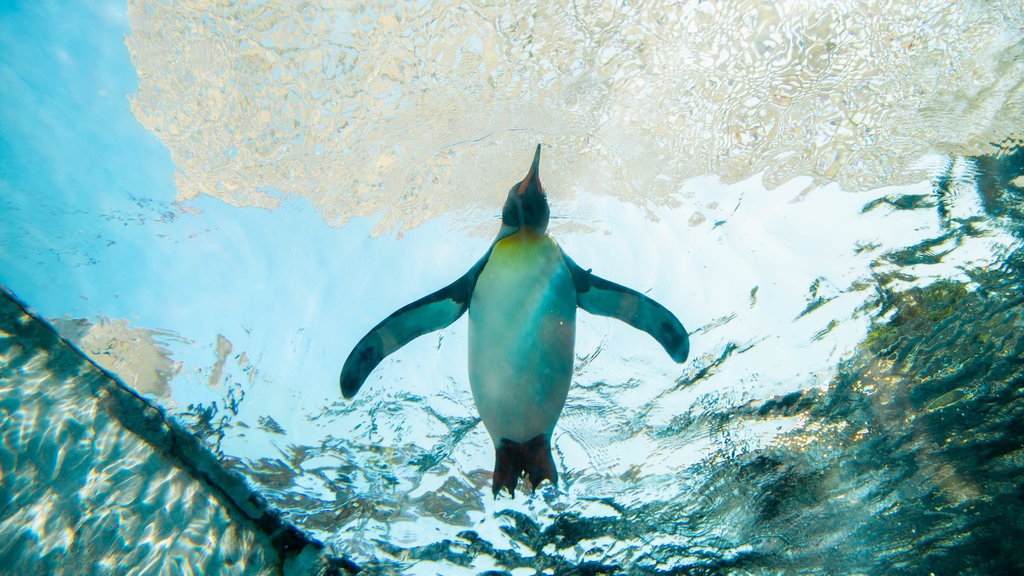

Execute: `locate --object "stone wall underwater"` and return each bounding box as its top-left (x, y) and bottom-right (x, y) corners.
top-left (0, 287), bottom-right (359, 575)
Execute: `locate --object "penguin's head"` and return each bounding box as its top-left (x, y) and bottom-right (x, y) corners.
top-left (501, 144), bottom-right (550, 233)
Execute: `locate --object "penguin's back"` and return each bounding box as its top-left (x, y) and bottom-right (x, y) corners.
top-left (468, 228), bottom-right (576, 444)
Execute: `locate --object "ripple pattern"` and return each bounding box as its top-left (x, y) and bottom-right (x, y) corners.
top-left (126, 0), bottom-right (1024, 234)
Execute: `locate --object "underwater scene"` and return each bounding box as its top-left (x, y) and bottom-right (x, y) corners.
top-left (2, 0), bottom-right (1024, 574)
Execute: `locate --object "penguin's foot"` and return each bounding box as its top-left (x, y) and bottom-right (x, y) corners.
top-left (492, 434), bottom-right (557, 498)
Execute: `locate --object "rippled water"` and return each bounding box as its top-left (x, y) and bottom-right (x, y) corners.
top-left (2, 1), bottom-right (1024, 575)
top-left (125, 0), bottom-right (1024, 234)
top-left (0, 289), bottom-right (281, 575)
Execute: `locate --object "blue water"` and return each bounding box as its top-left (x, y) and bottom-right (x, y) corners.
top-left (2, 1), bottom-right (1024, 575)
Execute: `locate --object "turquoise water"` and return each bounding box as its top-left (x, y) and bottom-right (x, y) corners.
top-left (2, 1), bottom-right (1024, 574)
top-left (0, 289), bottom-right (285, 574)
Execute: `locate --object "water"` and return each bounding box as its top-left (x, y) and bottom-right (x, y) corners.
top-left (2, 1), bottom-right (1024, 574)
top-left (0, 289), bottom-right (274, 575)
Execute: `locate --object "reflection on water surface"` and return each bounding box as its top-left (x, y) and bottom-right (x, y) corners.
top-left (127, 0), bottom-right (1024, 233)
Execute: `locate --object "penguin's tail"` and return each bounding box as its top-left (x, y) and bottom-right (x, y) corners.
top-left (492, 434), bottom-right (557, 498)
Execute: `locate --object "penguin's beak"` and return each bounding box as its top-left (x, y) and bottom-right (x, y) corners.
top-left (517, 144), bottom-right (543, 196)
top-left (501, 144), bottom-right (550, 231)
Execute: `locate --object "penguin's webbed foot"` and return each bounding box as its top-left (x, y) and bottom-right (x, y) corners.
top-left (492, 434), bottom-right (557, 498)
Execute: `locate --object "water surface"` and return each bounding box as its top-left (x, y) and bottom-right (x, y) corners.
top-left (1, 1), bottom-right (1023, 574)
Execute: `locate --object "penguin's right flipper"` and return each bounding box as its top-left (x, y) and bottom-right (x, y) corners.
top-left (562, 251), bottom-right (689, 363)
top-left (340, 254), bottom-right (489, 398)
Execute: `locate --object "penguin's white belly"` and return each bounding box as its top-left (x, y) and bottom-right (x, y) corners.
top-left (468, 231), bottom-right (576, 444)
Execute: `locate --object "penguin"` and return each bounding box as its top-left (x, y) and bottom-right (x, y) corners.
top-left (340, 144), bottom-right (689, 497)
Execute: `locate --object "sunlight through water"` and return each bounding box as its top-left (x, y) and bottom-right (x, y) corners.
top-left (1, 0), bottom-right (1023, 574)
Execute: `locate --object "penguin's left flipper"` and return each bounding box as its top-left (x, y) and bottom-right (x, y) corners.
top-left (562, 250), bottom-right (690, 363)
top-left (340, 254), bottom-right (490, 399)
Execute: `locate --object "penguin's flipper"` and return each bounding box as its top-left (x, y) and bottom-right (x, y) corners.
top-left (340, 255), bottom-right (489, 398)
top-left (562, 250), bottom-right (690, 363)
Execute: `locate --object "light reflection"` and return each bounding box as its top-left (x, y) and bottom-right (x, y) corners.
top-left (127, 0), bottom-right (1024, 235)
top-left (0, 297), bottom-right (280, 574)
top-left (0, 0), bottom-right (1021, 572)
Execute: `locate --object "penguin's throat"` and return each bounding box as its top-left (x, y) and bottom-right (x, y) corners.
top-left (509, 227), bottom-right (545, 242)
top-left (493, 228), bottom-right (551, 262)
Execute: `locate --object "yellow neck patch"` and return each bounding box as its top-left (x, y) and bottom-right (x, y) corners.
top-left (491, 228), bottom-right (557, 270)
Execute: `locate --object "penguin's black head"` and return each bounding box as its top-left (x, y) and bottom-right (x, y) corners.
top-left (502, 144), bottom-right (550, 232)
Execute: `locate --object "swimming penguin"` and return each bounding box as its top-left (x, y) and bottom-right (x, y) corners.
top-left (340, 144), bottom-right (689, 497)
